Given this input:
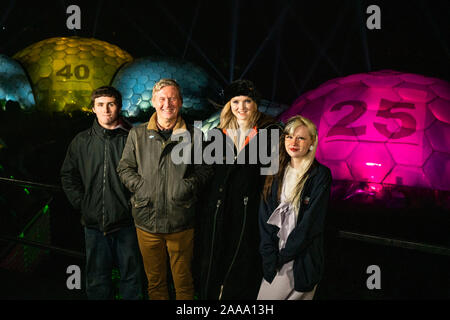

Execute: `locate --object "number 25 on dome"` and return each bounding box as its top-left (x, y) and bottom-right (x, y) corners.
top-left (326, 98), bottom-right (417, 140)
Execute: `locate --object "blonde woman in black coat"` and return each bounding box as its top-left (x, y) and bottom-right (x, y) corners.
top-left (196, 80), bottom-right (282, 300)
top-left (258, 115), bottom-right (332, 300)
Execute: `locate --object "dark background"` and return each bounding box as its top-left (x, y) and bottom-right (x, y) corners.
top-left (0, 0), bottom-right (449, 300)
top-left (1, 0), bottom-right (449, 105)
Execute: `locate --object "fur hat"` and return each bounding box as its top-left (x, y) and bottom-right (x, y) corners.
top-left (223, 79), bottom-right (261, 105)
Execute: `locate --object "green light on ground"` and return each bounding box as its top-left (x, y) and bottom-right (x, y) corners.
top-left (24, 188), bottom-right (30, 195)
top-left (43, 205), bottom-right (49, 214)
top-left (19, 232), bottom-right (24, 238)
top-left (10, 176), bottom-right (14, 179)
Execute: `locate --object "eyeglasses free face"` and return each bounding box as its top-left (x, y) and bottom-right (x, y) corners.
top-left (152, 85), bottom-right (182, 122)
top-left (284, 126), bottom-right (314, 159)
top-left (230, 95), bottom-right (257, 123)
top-left (93, 96), bottom-right (121, 129)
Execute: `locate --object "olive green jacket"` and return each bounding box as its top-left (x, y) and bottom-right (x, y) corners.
top-left (117, 113), bottom-right (212, 233)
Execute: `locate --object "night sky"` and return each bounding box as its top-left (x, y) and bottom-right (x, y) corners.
top-left (1, 0), bottom-right (449, 106)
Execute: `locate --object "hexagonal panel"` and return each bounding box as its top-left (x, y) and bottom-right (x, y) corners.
top-left (319, 140), bottom-right (358, 161)
top-left (0, 54), bottom-right (35, 109)
top-left (13, 36), bottom-right (132, 113)
top-left (430, 82), bottom-right (450, 100)
top-left (425, 120), bottom-right (450, 154)
top-left (428, 98), bottom-right (450, 124)
top-left (399, 73), bottom-right (435, 85)
top-left (280, 70), bottom-right (449, 191)
top-left (361, 74), bottom-right (402, 88)
top-left (383, 166), bottom-right (431, 188)
top-left (346, 143), bottom-right (395, 183)
top-left (112, 56), bottom-right (221, 120)
top-left (423, 152), bottom-right (450, 191)
top-left (280, 96), bottom-right (324, 124)
top-left (386, 136), bottom-right (432, 167)
top-left (394, 82), bottom-right (436, 103)
top-left (321, 160), bottom-right (353, 181)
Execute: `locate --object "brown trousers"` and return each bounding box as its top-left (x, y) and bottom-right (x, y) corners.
top-left (136, 227), bottom-right (194, 300)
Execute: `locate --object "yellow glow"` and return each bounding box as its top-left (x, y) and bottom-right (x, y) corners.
top-left (13, 36), bottom-right (133, 113)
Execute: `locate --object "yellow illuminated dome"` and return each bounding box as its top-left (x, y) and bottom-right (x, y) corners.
top-left (13, 36), bottom-right (133, 113)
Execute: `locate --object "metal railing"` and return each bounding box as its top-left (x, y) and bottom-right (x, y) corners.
top-left (0, 177), bottom-right (449, 261)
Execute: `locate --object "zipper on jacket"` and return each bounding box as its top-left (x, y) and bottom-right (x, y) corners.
top-left (164, 143), bottom-right (169, 228)
top-left (102, 134), bottom-right (108, 235)
top-left (204, 199), bottom-right (222, 299)
top-left (218, 196), bottom-right (248, 300)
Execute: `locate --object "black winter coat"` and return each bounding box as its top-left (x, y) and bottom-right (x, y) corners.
top-left (259, 160), bottom-right (332, 292)
top-left (60, 118), bottom-right (134, 234)
top-left (196, 115), bottom-right (282, 300)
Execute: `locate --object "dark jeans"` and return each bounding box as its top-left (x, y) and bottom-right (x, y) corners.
top-left (84, 225), bottom-right (144, 300)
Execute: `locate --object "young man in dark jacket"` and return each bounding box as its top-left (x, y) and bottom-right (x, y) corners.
top-left (61, 86), bottom-right (143, 300)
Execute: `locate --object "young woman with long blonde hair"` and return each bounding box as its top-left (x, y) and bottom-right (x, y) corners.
top-left (196, 80), bottom-right (282, 300)
top-left (257, 115), bottom-right (332, 300)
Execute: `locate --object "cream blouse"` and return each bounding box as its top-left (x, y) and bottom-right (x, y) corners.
top-left (282, 160), bottom-right (309, 217)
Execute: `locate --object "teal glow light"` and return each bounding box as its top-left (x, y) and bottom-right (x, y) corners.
top-left (0, 54), bottom-right (35, 109)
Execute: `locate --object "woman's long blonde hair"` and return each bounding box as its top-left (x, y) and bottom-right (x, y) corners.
top-left (218, 100), bottom-right (262, 130)
top-left (263, 115), bottom-right (318, 206)
top-left (218, 99), bottom-right (262, 148)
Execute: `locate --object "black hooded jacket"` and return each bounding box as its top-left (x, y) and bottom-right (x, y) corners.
top-left (60, 118), bottom-right (134, 234)
top-left (196, 114), bottom-right (283, 300)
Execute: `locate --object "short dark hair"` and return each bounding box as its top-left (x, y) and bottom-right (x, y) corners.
top-left (91, 86), bottom-right (122, 108)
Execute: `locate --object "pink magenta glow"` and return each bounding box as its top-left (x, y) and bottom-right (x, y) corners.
top-left (366, 162), bottom-right (382, 167)
top-left (280, 70), bottom-right (450, 191)
top-left (368, 183), bottom-right (383, 193)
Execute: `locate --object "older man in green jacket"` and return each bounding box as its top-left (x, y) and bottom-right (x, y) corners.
top-left (117, 78), bottom-right (211, 300)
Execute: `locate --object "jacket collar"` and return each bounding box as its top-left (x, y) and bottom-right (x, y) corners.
top-left (147, 112), bottom-right (187, 133)
top-left (92, 117), bottom-right (131, 136)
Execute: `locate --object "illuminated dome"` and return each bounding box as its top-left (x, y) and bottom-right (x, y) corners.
top-left (280, 70), bottom-right (450, 191)
top-left (0, 54), bottom-right (35, 109)
top-left (200, 111), bottom-right (221, 133)
top-left (111, 56), bottom-right (221, 120)
top-left (13, 37), bottom-right (132, 113)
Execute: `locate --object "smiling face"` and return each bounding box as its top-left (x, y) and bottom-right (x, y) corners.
top-left (152, 85), bottom-right (182, 123)
top-left (93, 96), bottom-right (121, 129)
top-left (230, 95), bottom-right (257, 125)
top-left (285, 125), bottom-right (314, 159)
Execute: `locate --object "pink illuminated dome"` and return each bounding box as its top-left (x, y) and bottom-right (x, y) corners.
top-left (280, 70), bottom-right (450, 192)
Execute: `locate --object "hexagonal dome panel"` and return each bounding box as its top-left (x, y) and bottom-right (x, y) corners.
top-left (386, 137), bottom-right (432, 167)
top-left (347, 143), bottom-right (395, 183)
top-left (428, 98), bottom-right (450, 124)
top-left (0, 54), bottom-right (35, 109)
top-left (425, 120), bottom-right (450, 154)
top-left (423, 153), bottom-right (450, 191)
top-left (384, 166), bottom-right (431, 189)
top-left (279, 70), bottom-right (450, 191)
top-left (112, 56), bottom-right (221, 120)
top-left (13, 36), bottom-right (132, 113)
